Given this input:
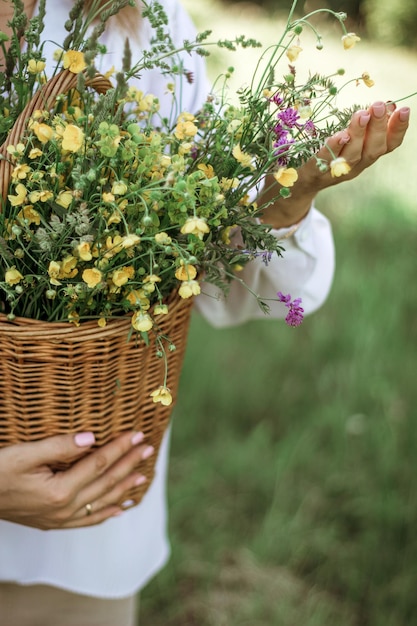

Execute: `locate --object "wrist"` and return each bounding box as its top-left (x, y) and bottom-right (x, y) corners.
top-left (258, 175), bottom-right (316, 229)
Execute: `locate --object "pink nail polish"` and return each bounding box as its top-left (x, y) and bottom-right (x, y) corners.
top-left (134, 475), bottom-right (147, 486)
top-left (359, 113), bottom-right (371, 127)
top-left (399, 107), bottom-right (410, 123)
top-left (74, 432), bottom-right (96, 447)
top-left (131, 431), bottom-right (145, 446)
top-left (141, 445), bottom-right (154, 460)
top-left (337, 133), bottom-right (350, 145)
top-left (372, 102), bottom-right (386, 118)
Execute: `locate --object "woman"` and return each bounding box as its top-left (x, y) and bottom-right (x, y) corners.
top-left (0, 0), bottom-right (410, 624)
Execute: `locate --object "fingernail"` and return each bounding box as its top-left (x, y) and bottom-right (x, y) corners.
top-left (74, 432), bottom-right (96, 447)
top-left (372, 102), bottom-right (386, 118)
top-left (112, 509), bottom-right (124, 517)
top-left (122, 499), bottom-right (135, 509)
top-left (131, 431), bottom-right (144, 446)
top-left (399, 107), bottom-right (410, 123)
top-left (337, 132), bottom-right (350, 145)
top-left (134, 475), bottom-right (147, 486)
top-left (141, 445), bottom-right (154, 460)
top-left (359, 113), bottom-right (371, 127)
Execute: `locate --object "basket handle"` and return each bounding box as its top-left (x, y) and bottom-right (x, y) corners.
top-left (0, 69), bottom-right (113, 204)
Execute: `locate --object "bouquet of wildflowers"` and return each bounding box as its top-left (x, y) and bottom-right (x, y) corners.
top-left (0, 0), bottom-right (370, 402)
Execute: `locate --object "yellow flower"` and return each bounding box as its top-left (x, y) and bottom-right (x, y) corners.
top-left (6, 143), bottom-right (25, 158)
top-left (197, 163), bottom-right (216, 178)
top-left (17, 206), bottom-right (41, 225)
top-left (105, 235), bottom-right (124, 257)
top-left (28, 148), bottom-right (43, 159)
top-left (82, 268), bottom-right (102, 288)
top-left (342, 33), bottom-right (361, 50)
top-left (112, 266), bottom-right (135, 287)
top-left (31, 121), bottom-right (54, 144)
top-left (155, 232), bottom-right (172, 245)
top-left (178, 141), bottom-right (193, 156)
top-left (180, 217), bottom-right (210, 239)
top-left (361, 72), bottom-right (375, 88)
top-left (111, 181), bottom-right (128, 195)
top-left (154, 304), bottom-right (168, 316)
top-left (98, 317), bottom-right (107, 328)
top-left (106, 210), bottom-right (122, 226)
top-left (220, 177), bottom-right (239, 191)
top-left (29, 189), bottom-right (53, 203)
top-left (150, 386), bottom-right (173, 406)
top-left (143, 274), bottom-right (161, 285)
top-left (27, 59), bottom-right (46, 74)
top-left (62, 50), bottom-right (87, 74)
top-left (232, 144), bottom-right (253, 169)
top-left (273, 167), bottom-right (298, 187)
top-left (121, 234), bottom-right (141, 249)
top-left (60, 256), bottom-right (78, 278)
top-left (62, 124), bottom-right (84, 152)
top-left (131, 310), bottom-right (153, 332)
top-left (175, 263), bottom-right (197, 281)
top-left (11, 163), bottom-right (31, 181)
top-left (286, 45), bottom-right (303, 62)
top-left (48, 261), bottom-right (62, 286)
top-left (126, 290), bottom-right (150, 310)
top-left (56, 190), bottom-right (73, 208)
top-left (68, 311), bottom-right (80, 326)
top-left (174, 113), bottom-right (198, 140)
top-left (5, 267), bottom-right (23, 285)
top-left (330, 157), bottom-right (351, 178)
top-left (77, 241), bottom-right (93, 261)
top-left (178, 280), bottom-right (201, 299)
top-left (8, 183), bottom-right (27, 207)
top-left (102, 192), bottom-right (115, 203)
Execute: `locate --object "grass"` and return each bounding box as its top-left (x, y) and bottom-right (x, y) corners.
top-left (140, 2), bottom-right (417, 623)
top-left (139, 196), bottom-right (417, 625)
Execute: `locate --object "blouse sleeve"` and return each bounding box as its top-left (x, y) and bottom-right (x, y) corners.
top-left (194, 206), bottom-right (335, 328)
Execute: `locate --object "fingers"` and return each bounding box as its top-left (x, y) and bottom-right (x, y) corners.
top-left (61, 431), bottom-right (149, 492)
top-left (69, 441), bottom-right (154, 517)
top-left (10, 431), bottom-right (97, 472)
top-left (45, 431), bottom-right (153, 527)
top-left (386, 106), bottom-right (410, 152)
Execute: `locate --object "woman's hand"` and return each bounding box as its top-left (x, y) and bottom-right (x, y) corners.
top-left (0, 431), bottom-right (153, 530)
top-left (260, 102), bottom-right (411, 229)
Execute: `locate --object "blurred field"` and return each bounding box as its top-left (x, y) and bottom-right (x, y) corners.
top-left (140, 2), bottom-right (417, 624)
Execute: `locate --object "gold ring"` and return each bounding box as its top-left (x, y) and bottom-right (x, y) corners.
top-left (85, 503), bottom-right (93, 516)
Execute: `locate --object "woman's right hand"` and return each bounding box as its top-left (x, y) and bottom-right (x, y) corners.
top-left (0, 431), bottom-right (154, 530)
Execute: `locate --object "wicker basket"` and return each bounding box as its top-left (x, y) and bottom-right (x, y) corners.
top-left (0, 70), bottom-right (193, 507)
top-left (0, 293), bottom-right (193, 506)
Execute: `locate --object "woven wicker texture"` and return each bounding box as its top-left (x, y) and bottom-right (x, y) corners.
top-left (0, 70), bottom-right (193, 507)
top-left (0, 293), bottom-right (193, 506)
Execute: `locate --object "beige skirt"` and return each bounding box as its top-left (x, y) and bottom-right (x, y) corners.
top-left (0, 583), bottom-right (138, 626)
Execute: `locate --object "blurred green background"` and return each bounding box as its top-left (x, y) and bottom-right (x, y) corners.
top-left (140, 1), bottom-right (417, 624)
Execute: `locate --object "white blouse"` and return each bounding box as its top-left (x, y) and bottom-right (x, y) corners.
top-left (0, 0), bottom-right (335, 598)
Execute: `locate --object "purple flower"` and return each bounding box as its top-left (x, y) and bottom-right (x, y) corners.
top-left (241, 249), bottom-right (274, 266)
top-left (303, 119), bottom-right (316, 135)
top-left (277, 291), bottom-right (304, 327)
top-left (273, 132), bottom-right (294, 165)
top-left (277, 107), bottom-right (300, 128)
top-left (270, 93), bottom-right (284, 106)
